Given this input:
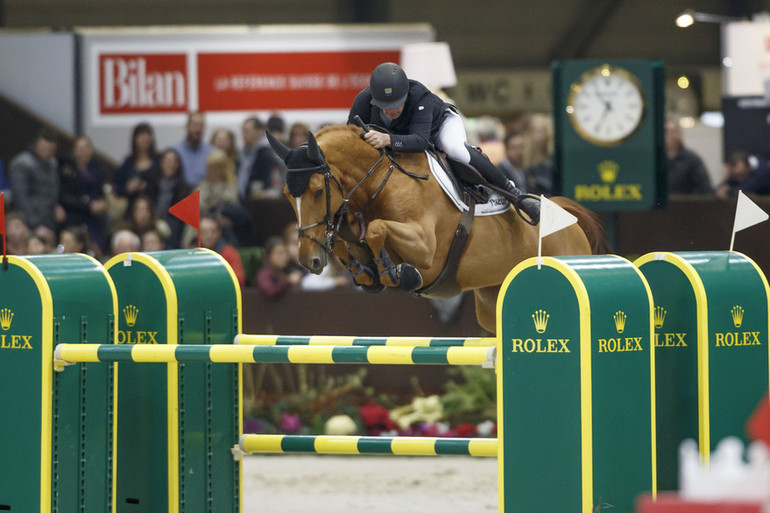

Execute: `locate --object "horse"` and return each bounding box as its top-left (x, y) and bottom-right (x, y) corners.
top-left (268, 125), bottom-right (605, 334)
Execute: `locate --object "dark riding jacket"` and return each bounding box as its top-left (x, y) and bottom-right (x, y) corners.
top-left (348, 80), bottom-right (450, 153)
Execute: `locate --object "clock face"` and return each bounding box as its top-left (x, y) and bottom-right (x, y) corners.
top-left (566, 65), bottom-right (645, 147)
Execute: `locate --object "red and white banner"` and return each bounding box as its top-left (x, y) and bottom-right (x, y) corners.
top-left (99, 53), bottom-right (188, 114)
top-left (197, 50), bottom-right (399, 111)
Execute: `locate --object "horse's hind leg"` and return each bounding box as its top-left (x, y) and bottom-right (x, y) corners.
top-left (365, 219), bottom-right (436, 291)
top-left (473, 286), bottom-right (500, 335)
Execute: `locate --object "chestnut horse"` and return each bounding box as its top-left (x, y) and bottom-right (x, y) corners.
top-left (269, 125), bottom-right (605, 334)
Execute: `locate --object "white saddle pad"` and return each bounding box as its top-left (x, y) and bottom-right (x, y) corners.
top-left (426, 152), bottom-right (510, 216)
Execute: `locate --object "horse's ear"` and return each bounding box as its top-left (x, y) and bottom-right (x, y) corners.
top-left (267, 131), bottom-right (291, 160)
top-left (307, 131), bottom-right (322, 162)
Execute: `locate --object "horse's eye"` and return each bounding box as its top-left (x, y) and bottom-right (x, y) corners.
top-left (314, 189), bottom-right (323, 199)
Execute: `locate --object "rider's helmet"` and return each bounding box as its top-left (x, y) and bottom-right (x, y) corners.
top-left (369, 63), bottom-right (409, 110)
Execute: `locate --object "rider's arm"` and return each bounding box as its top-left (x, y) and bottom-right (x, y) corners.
top-left (389, 101), bottom-right (433, 153)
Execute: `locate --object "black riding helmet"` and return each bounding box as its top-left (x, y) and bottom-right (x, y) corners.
top-left (369, 62), bottom-right (409, 110)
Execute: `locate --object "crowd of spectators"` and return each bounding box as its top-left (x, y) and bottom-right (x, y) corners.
top-left (2, 110), bottom-right (761, 294)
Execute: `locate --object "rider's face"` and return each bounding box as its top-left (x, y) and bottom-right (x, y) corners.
top-left (382, 105), bottom-right (404, 120)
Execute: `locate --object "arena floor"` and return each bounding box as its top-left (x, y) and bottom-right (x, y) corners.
top-left (242, 454), bottom-right (498, 512)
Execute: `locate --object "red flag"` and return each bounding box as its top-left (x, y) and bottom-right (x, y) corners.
top-left (0, 192), bottom-right (6, 259)
top-left (169, 190), bottom-right (200, 247)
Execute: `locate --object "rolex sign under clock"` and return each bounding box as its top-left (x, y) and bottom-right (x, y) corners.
top-left (553, 60), bottom-right (666, 211)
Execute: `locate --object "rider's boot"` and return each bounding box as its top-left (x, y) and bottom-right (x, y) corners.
top-left (466, 145), bottom-right (540, 224)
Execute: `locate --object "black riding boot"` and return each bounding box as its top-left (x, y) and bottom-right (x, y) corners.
top-left (466, 145), bottom-right (540, 224)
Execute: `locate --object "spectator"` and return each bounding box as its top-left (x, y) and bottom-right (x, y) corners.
top-left (59, 136), bottom-right (109, 251)
top-left (200, 149), bottom-right (239, 213)
top-left (288, 122), bottom-right (310, 149)
top-left (267, 114), bottom-right (287, 144)
top-left (717, 151), bottom-right (770, 199)
top-left (58, 224), bottom-right (91, 255)
top-left (474, 116), bottom-right (506, 166)
top-left (175, 111), bottom-right (213, 187)
top-left (665, 120), bottom-right (713, 195)
top-left (238, 116), bottom-right (281, 199)
top-left (111, 229), bottom-right (141, 256)
top-left (141, 228), bottom-right (167, 252)
top-left (199, 215), bottom-right (245, 287)
top-left (210, 128), bottom-right (239, 169)
top-left (6, 211), bottom-right (30, 255)
top-left (523, 113), bottom-right (554, 195)
top-left (8, 127), bottom-right (64, 234)
top-left (114, 123), bottom-right (160, 211)
top-left (27, 234), bottom-right (51, 255)
top-left (256, 236), bottom-right (302, 299)
top-left (116, 194), bottom-right (170, 241)
top-left (498, 132), bottom-right (528, 193)
top-left (153, 149), bottom-right (190, 249)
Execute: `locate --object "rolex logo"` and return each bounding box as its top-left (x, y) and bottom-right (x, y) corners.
top-left (0, 308), bottom-right (13, 331)
top-left (598, 160), bottom-right (620, 184)
top-left (532, 309), bottom-right (550, 334)
top-left (654, 306), bottom-right (667, 329)
top-left (614, 311), bottom-right (627, 333)
top-left (123, 305), bottom-right (139, 327)
top-left (731, 306), bottom-right (744, 328)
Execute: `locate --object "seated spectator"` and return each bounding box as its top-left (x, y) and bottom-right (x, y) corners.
top-left (523, 113), bottom-right (554, 195)
top-left (288, 123), bottom-right (310, 149)
top-left (665, 120), bottom-right (713, 195)
top-left (27, 234), bottom-right (50, 255)
top-left (141, 228), bottom-right (167, 252)
top-left (58, 224), bottom-right (92, 255)
top-left (717, 151), bottom-right (770, 199)
top-left (175, 111), bottom-right (213, 187)
top-left (153, 148), bottom-right (190, 249)
top-left (200, 149), bottom-right (251, 246)
top-left (9, 127), bottom-right (65, 232)
top-left (115, 194), bottom-right (171, 241)
top-left (199, 215), bottom-right (245, 287)
top-left (111, 229), bottom-right (141, 256)
top-left (6, 211), bottom-right (29, 255)
top-left (60, 136), bottom-right (109, 251)
top-left (267, 114), bottom-right (287, 144)
top-left (256, 236), bottom-right (302, 299)
top-left (474, 116), bottom-right (506, 166)
top-left (114, 123), bottom-right (160, 212)
top-left (210, 128), bottom-right (239, 169)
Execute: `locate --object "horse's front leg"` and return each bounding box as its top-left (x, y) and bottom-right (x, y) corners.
top-left (365, 219), bottom-right (437, 291)
top-left (330, 241), bottom-right (384, 292)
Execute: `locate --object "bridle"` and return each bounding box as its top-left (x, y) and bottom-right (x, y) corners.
top-left (288, 148), bottom-right (428, 254)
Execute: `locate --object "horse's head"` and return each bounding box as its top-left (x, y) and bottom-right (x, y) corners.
top-left (268, 130), bottom-right (345, 275)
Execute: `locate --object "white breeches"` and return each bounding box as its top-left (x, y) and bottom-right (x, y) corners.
top-left (435, 110), bottom-right (470, 163)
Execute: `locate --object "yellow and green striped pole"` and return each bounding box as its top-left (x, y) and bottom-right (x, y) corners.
top-left (239, 434), bottom-right (498, 457)
top-left (54, 344), bottom-right (495, 367)
top-left (235, 334), bottom-right (495, 347)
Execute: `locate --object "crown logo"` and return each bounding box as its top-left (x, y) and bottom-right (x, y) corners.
top-left (614, 311), bottom-right (627, 333)
top-left (532, 309), bottom-right (550, 334)
top-left (598, 160), bottom-right (620, 184)
top-left (0, 308), bottom-right (13, 331)
top-left (654, 306), bottom-right (667, 329)
top-left (123, 305), bottom-right (139, 327)
top-left (384, 87), bottom-right (393, 96)
top-left (731, 306), bottom-right (744, 328)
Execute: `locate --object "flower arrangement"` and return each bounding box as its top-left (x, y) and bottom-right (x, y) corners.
top-left (243, 363), bottom-right (496, 438)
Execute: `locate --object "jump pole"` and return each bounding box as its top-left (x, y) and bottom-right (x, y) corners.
top-left (239, 434), bottom-right (497, 457)
top-left (234, 334), bottom-right (495, 347)
top-left (54, 343), bottom-right (495, 367)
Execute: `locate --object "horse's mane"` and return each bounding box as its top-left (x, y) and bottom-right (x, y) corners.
top-left (314, 124), bottom-right (360, 140)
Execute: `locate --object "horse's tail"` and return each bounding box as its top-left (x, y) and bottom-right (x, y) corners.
top-left (551, 196), bottom-right (610, 255)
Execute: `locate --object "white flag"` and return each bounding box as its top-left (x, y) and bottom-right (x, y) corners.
top-left (539, 195), bottom-right (578, 239)
top-left (537, 195), bottom-right (578, 269)
top-left (730, 191), bottom-right (769, 251)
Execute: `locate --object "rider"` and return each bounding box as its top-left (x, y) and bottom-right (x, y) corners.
top-left (348, 62), bottom-right (540, 223)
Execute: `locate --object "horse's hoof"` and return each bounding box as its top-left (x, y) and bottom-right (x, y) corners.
top-left (396, 264), bottom-right (423, 292)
